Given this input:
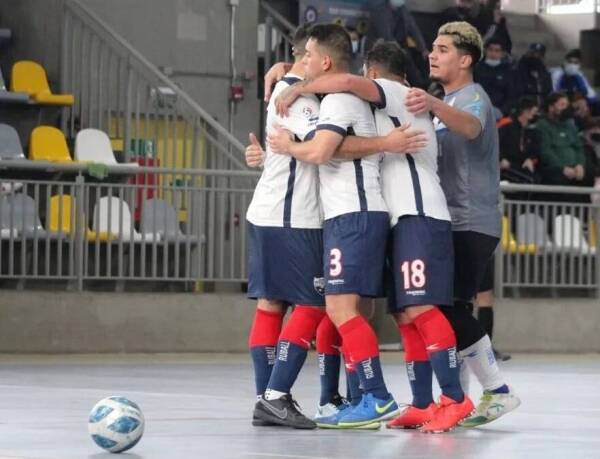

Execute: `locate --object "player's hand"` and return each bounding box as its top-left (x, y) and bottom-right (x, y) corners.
top-left (563, 166), bottom-right (576, 179)
top-left (266, 125), bottom-right (294, 155)
top-left (405, 88), bottom-right (435, 115)
top-left (383, 123), bottom-right (428, 153)
top-left (275, 84), bottom-right (301, 117)
top-left (500, 159), bottom-right (511, 170)
top-left (521, 158), bottom-right (535, 173)
top-left (264, 62), bottom-right (293, 103)
top-left (245, 132), bottom-right (265, 168)
top-left (574, 164), bottom-right (585, 180)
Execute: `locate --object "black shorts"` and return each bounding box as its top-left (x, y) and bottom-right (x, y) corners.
top-left (452, 231), bottom-right (499, 303)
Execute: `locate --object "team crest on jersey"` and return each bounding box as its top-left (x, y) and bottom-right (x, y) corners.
top-left (303, 106), bottom-right (313, 118)
top-left (313, 277), bottom-right (325, 296)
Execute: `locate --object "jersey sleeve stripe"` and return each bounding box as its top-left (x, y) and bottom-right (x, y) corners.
top-left (372, 81), bottom-right (387, 110)
top-left (316, 124), bottom-right (347, 137)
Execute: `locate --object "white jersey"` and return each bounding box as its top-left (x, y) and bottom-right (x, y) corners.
top-left (246, 74), bottom-right (322, 229)
top-left (316, 93), bottom-right (387, 220)
top-left (373, 78), bottom-right (450, 225)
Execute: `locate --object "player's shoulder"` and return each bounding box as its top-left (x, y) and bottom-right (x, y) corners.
top-left (322, 91), bottom-right (364, 106)
top-left (374, 78), bottom-right (409, 96)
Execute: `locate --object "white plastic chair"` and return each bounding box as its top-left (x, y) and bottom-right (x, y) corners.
top-left (92, 196), bottom-right (142, 242)
top-left (74, 128), bottom-right (138, 167)
top-left (516, 213), bottom-right (553, 252)
top-left (553, 214), bottom-right (595, 255)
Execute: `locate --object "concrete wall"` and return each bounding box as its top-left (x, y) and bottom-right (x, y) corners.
top-left (540, 13), bottom-right (597, 50)
top-left (0, 0), bottom-right (261, 143)
top-left (0, 292), bottom-right (598, 353)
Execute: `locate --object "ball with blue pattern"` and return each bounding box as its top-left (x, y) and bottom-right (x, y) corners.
top-left (88, 396), bottom-right (145, 453)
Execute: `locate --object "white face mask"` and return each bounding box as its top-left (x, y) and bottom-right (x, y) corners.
top-left (485, 58), bottom-right (501, 67)
top-left (564, 63), bottom-right (580, 75)
top-left (352, 40), bottom-right (359, 54)
top-left (390, 0), bottom-right (406, 7)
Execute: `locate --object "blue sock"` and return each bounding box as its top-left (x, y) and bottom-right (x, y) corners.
top-left (355, 356), bottom-right (390, 401)
top-left (319, 353), bottom-right (341, 406)
top-left (429, 347), bottom-right (464, 402)
top-left (492, 384), bottom-right (510, 394)
top-left (250, 346), bottom-right (276, 396)
top-left (407, 360), bottom-right (434, 408)
top-left (346, 368), bottom-right (362, 406)
top-left (266, 340), bottom-right (308, 394)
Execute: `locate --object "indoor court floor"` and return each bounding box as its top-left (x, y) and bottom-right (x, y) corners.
top-left (0, 352), bottom-right (598, 459)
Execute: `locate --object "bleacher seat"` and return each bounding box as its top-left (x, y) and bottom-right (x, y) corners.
top-left (0, 68), bottom-right (29, 104)
top-left (29, 126), bottom-right (73, 163)
top-left (0, 196), bottom-right (18, 239)
top-left (553, 214), bottom-right (596, 255)
top-left (516, 213), bottom-right (553, 252)
top-left (0, 123), bottom-right (26, 160)
top-left (4, 193), bottom-right (49, 239)
top-left (92, 196), bottom-right (142, 242)
top-left (502, 216), bottom-right (536, 254)
top-left (140, 199), bottom-right (193, 242)
top-left (48, 195), bottom-right (97, 240)
top-left (10, 61), bottom-right (74, 106)
top-left (75, 128), bottom-right (139, 168)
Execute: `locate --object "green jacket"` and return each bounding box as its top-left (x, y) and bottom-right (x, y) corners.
top-left (536, 117), bottom-right (585, 172)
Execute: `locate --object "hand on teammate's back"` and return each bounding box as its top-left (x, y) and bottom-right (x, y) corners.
top-left (383, 123), bottom-right (428, 154)
top-left (275, 84), bottom-right (301, 117)
top-left (266, 125), bottom-right (294, 155)
top-left (405, 88), bottom-right (435, 115)
top-left (264, 63), bottom-right (293, 103)
top-left (245, 133), bottom-right (265, 168)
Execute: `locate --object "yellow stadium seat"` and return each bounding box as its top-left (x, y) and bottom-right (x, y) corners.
top-left (48, 195), bottom-right (102, 241)
top-left (10, 61), bottom-right (74, 106)
top-left (502, 216), bottom-right (537, 254)
top-left (590, 219), bottom-right (598, 248)
top-left (29, 126), bottom-right (72, 162)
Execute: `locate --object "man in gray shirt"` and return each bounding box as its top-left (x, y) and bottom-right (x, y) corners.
top-left (405, 21), bottom-right (519, 427)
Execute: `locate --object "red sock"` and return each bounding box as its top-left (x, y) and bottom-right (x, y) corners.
top-left (316, 316), bottom-right (341, 356)
top-left (278, 306), bottom-right (325, 350)
top-left (248, 308), bottom-right (284, 348)
top-left (412, 308), bottom-right (456, 352)
top-left (398, 323), bottom-right (428, 362)
top-left (337, 316), bottom-right (379, 363)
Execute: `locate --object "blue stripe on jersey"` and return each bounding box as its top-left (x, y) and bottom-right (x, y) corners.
top-left (283, 157), bottom-right (297, 227)
top-left (389, 116), bottom-right (424, 216)
top-left (305, 130), bottom-right (316, 140)
top-left (372, 81), bottom-right (387, 109)
top-left (282, 76), bottom-right (302, 86)
top-left (346, 126), bottom-right (368, 212)
top-left (316, 124), bottom-right (347, 137)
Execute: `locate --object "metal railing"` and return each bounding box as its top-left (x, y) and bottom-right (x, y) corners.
top-left (260, 0), bottom-right (295, 82)
top-left (496, 183), bottom-right (600, 298)
top-left (0, 161), bottom-right (259, 290)
top-left (61, 0), bottom-right (247, 172)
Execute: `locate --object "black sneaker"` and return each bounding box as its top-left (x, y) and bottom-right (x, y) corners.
top-left (253, 394), bottom-right (317, 429)
top-left (493, 348), bottom-right (512, 362)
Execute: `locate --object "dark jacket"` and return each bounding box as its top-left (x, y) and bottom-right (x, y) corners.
top-left (513, 55), bottom-right (553, 107)
top-left (474, 61), bottom-right (515, 115)
top-left (499, 117), bottom-right (541, 165)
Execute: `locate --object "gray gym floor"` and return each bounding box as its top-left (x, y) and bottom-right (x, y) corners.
top-left (0, 353), bottom-right (599, 459)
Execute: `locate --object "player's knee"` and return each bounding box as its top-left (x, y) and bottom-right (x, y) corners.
top-left (404, 304), bottom-right (435, 322)
top-left (256, 299), bottom-right (285, 314)
top-left (278, 306), bottom-right (325, 349)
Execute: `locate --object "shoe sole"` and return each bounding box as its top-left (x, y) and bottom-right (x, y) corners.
top-left (420, 407), bottom-right (476, 434)
top-left (253, 408), bottom-right (317, 430)
top-left (252, 418), bottom-right (281, 427)
top-left (317, 421), bottom-right (381, 430)
top-left (459, 397), bottom-right (522, 428)
top-left (337, 407), bottom-right (401, 428)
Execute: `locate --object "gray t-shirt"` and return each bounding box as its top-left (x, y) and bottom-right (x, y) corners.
top-left (434, 83), bottom-right (501, 238)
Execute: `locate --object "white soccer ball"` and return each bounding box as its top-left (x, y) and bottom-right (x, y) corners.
top-left (88, 396), bottom-right (145, 453)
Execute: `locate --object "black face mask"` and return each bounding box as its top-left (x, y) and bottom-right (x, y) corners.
top-left (590, 133), bottom-right (600, 143)
top-left (558, 108), bottom-right (573, 121)
top-left (529, 114), bottom-right (540, 124)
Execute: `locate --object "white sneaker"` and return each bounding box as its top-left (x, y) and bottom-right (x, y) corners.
top-left (459, 387), bottom-right (521, 427)
top-left (314, 394), bottom-right (349, 420)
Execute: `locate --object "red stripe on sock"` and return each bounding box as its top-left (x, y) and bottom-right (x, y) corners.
top-left (338, 315), bottom-right (379, 363)
top-left (413, 308), bottom-right (456, 352)
top-left (248, 308), bottom-right (284, 348)
top-left (278, 306), bottom-right (325, 350)
top-left (316, 316), bottom-right (342, 355)
top-left (399, 323), bottom-right (429, 362)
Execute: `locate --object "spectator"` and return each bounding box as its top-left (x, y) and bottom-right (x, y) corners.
top-left (537, 92), bottom-right (587, 200)
top-left (572, 92), bottom-right (593, 131)
top-left (551, 49), bottom-right (598, 107)
top-left (474, 38), bottom-right (515, 117)
top-left (581, 117), bottom-right (600, 188)
top-left (513, 43), bottom-right (553, 107)
top-left (498, 96), bottom-right (541, 185)
top-left (366, 0), bottom-right (428, 87)
top-left (479, 0), bottom-right (512, 55)
top-left (347, 27), bottom-right (365, 75)
top-left (440, 0), bottom-right (483, 31)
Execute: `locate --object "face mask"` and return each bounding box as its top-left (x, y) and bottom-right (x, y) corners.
top-left (390, 0), bottom-right (405, 7)
top-left (559, 108), bottom-right (573, 121)
top-left (564, 63), bottom-right (580, 75)
top-left (485, 58), bottom-right (501, 67)
top-left (590, 132), bottom-right (600, 143)
top-left (352, 40), bottom-right (359, 54)
top-left (529, 114), bottom-right (540, 124)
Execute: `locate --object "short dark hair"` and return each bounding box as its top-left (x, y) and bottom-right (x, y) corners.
top-left (292, 23), bottom-right (312, 54)
top-left (514, 96), bottom-right (538, 115)
top-left (565, 48), bottom-right (581, 60)
top-left (544, 91), bottom-right (568, 110)
top-left (366, 40), bottom-right (407, 79)
top-left (307, 24), bottom-right (352, 69)
top-left (485, 37), bottom-right (504, 50)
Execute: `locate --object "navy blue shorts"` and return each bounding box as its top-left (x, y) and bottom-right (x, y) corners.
top-left (247, 222), bottom-right (325, 306)
top-left (322, 211), bottom-right (388, 297)
top-left (386, 215), bottom-right (454, 312)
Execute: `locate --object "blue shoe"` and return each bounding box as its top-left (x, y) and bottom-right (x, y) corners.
top-left (338, 393), bottom-right (400, 428)
top-left (315, 403), bottom-right (351, 428)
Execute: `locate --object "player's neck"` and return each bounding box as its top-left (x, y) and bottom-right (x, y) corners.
top-left (288, 62), bottom-right (305, 78)
top-left (442, 73), bottom-right (473, 94)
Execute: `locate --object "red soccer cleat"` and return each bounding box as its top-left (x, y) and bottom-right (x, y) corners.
top-left (386, 403), bottom-right (438, 429)
top-left (419, 394), bottom-right (474, 433)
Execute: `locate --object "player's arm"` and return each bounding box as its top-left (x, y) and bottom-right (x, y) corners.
top-left (335, 124), bottom-right (428, 160)
top-left (405, 87), bottom-right (482, 140)
top-left (268, 127), bottom-right (343, 165)
top-left (275, 74), bottom-right (383, 116)
top-left (264, 62), bottom-right (293, 102)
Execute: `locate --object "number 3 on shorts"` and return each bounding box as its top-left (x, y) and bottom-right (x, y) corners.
top-left (401, 259), bottom-right (426, 289)
top-left (329, 248), bottom-right (342, 277)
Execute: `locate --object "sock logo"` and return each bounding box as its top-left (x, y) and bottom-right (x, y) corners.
top-left (406, 362), bottom-right (416, 381)
top-left (266, 346), bottom-right (276, 366)
top-left (486, 348), bottom-right (496, 366)
top-left (278, 341), bottom-right (290, 362)
top-left (448, 347), bottom-right (457, 369)
top-left (318, 353), bottom-right (325, 376)
top-left (361, 358), bottom-right (374, 380)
